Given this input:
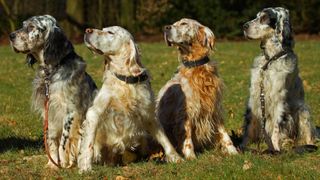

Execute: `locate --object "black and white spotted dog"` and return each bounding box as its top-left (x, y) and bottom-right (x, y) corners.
top-left (241, 7), bottom-right (317, 152)
top-left (9, 15), bottom-right (97, 168)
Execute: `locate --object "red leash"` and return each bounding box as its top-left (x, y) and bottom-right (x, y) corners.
top-left (43, 78), bottom-right (61, 168)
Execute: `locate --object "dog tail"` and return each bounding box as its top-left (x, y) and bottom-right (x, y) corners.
top-left (292, 144), bottom-right (318, 154)
top-left (316, 126), bottom-right (320, 139)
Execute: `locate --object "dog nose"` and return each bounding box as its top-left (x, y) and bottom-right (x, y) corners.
top-left (9, 33), bottom-right (16, 40)
top-left (85, 28), bottom-right (93, 33)
top-left (243, 23), bottom-right (249, 30)
top-left (164, 25), bottom-right (171, 31)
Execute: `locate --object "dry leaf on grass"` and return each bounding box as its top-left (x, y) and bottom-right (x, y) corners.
top-left (115, 175), bottom-right (130, 180)
top-left (149, 150), bottom-right (164, 161)
top-left (242, 160), bottom-right (252, 170)
top-left (23, 155), bottom-right (46, 162)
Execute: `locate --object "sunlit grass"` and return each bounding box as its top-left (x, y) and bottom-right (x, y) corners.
top-left (0, 41), bottom-right (319, 179)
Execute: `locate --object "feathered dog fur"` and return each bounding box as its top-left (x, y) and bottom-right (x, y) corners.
top-left (77, 26), bottom-right (182, 172)
top-left (9, 15), bottom-right (97, 168)
top-left (158, 18), bottom-right (238, 160)
top-left (241, 7), bottom-right (316, 152)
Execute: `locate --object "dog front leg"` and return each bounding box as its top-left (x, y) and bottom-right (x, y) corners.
top-left (264, 116), bottom-right (281, 152)
top-left (58, 111), bottom-right (75, 168)
top-left (218, 126), bottom-right (238, 155)
top-left (45, 129), bottom-right (60, 170)
top-left (78, 90), bottom-right (110, 172)
top-left (268, 98), bottom-right (289, 152)
top-left (146, 119), bottom-right (183, 163)
top-left (270, 123), bottom-right (281, 152)
top-left (182, 119), bottom-right (196, 159)
top-left (77, 108), bottom-right (100, 172)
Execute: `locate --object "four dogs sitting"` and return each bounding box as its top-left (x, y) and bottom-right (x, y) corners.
top-left (9, 7), bottom-right (317, 172)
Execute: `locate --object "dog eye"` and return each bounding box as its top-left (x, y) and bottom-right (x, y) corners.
top-left (27, 25), bottom-right (35, 32)
top-left (180, 22), bottom-right (188, 26)
top-left (260, 15), bottom-right (268, 23)
top-left (107, 31), bottom-right (114, 35)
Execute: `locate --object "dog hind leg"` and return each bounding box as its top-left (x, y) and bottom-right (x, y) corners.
top-left (146, 118), bottom-right (183, 163)
top-left (240, 108), bottom-right (261, 150)
top-left (297, 105), bottom-right (315, 145)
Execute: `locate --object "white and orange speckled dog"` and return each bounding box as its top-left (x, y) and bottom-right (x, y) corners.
top-left (77, 26), bottom-right (182, 172)
top-left (157, 18), bottom-right (238, 160)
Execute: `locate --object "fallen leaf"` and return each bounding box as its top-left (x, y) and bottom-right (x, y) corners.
top-left (242, 160), bottom-right (252, 170)
top-left (149, 150), bottom-right (164, 161)
top-left (115, 176), bottom-right (130, 180)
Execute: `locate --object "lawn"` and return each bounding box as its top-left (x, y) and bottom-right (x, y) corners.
top-left (0, 41), bottom-right (319, 179)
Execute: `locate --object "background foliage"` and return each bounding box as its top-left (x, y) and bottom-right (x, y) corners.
top-left (0, 0), bottom-right (320, 41)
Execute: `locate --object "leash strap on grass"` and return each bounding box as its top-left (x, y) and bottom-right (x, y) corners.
top-left (43, 77), bottom-right (61, 168)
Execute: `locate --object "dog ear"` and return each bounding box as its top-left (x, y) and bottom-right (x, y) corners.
top-left (198, 26), bottom-right (215, 50)
top-left (43, 26), bottom-right (73, 66)
top-left (126, 39), bottom-right (143, 76)
top-left (275, 8), bottom-right (293, 48)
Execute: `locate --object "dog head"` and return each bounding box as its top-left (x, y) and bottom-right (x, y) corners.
top-left (10, 15), bottom-right (73, 66)
top-left (84, 26), bottom-right (143, 75)
top-left (243, 7), bottom-right (293, 48)
top-left (163, 18), bottom-right (215, 59)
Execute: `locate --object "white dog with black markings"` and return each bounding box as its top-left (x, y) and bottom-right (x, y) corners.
top-left (241, 7), bottom-right (317, 152)
top-left (9, 15), bottom-right (97, 169)
top-left (77, 26), bottom-right (182, 172)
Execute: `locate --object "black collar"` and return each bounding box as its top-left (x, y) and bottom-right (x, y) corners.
top-left (261, 50), bottom-right (290, 71)
top-left (182, 56), bottom-right (210, 68)
top-left (114, 71), bottom-right (148, 84)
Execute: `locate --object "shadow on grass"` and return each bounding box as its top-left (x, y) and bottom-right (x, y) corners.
top-left (0, 137), bottom-right (42, 153)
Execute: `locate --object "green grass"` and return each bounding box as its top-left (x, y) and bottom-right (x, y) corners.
top-left (0, 41), bottom-right (319, 179)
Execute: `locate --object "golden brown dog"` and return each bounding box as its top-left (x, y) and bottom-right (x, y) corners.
top-left (157, 18), bottom-right (238, 159)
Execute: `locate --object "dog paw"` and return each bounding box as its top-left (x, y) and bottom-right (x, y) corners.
top-left (165, 153), bottom-right (184, 163)
top-left (293, 144), bottom-right (318, 154)
top-left (78, 163), bottom-right (92, 173)
top-left (183, 149), bottom-right (196, 160)
top-left (45, 161), bottom-right (60, 170)
top-left (185, 153), bottom-right (196, 160)
top-left (226, 145), bottom-right (239, 155)
top-left (78, 156), bottom-right (92, 173)
top-left (262, 149), bottom-right (281, 155)
top-left (238, 144), bottom-right (246, 152)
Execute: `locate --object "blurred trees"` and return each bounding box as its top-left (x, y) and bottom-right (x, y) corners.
top-left (0, 0), bottom-right (319, 42)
